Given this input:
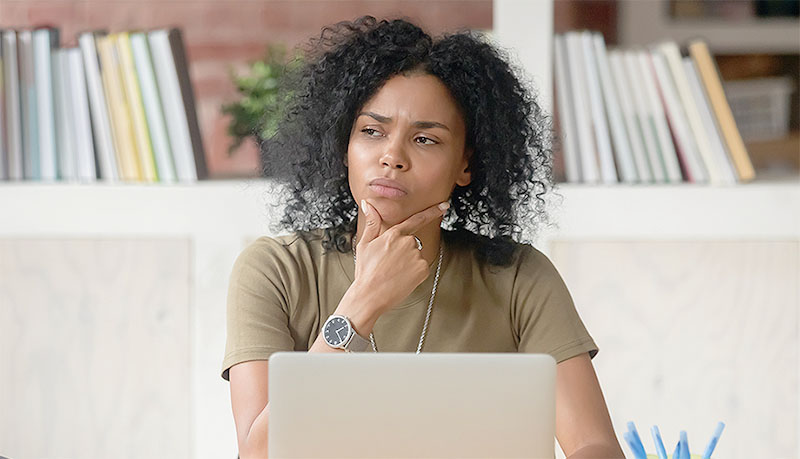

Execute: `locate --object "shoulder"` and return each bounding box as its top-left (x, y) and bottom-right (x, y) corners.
top-left (231, 228), bottom-right (328, 278)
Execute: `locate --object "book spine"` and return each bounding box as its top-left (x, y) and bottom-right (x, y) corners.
top-left (688, 40), bottom-right (755, 182)
top-left (553, 34), bottom-right (581, 183)
top-left (592, 33), bottom-right (637, 184)
top-left (130, 32), bottom-right (176, 183)
top-left (564, 32), bottom-right (600, 183)
top-left (580, 31), bottom-right (618, 184)
top-left (607, 50), bottom-right (651, 183)
top-left (2, 31), bottom-right (23, 180)
top-left (649, 49), bottom-right (707, 183)
top-left (79, 32), bottom-right (118, 181)
top-left (52, 48), bottom-right (77, 181)
top-left (168, 28), bottom-right (207, 180)
top-left (33, 28), bottom-right (59, 181)
top-left (117, 32), bottom-right (158, 182)
top-left (66, 47), bottom-right (97, 182)
top-left (97, 34), bottom-right (141, 181)
top-left (682, 57), bottom-right (738, 185)
top-left (148, 30), bottom-right (195, 182)
top-left (623, 50), bottom-right (661, 182)
top-left (18, 30), bottom-right (39, 180)
top-left (659, 42), bottom-right (725, 184)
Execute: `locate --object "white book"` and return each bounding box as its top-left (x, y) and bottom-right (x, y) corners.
top-left (564, 32), bottom-right (599, 183)
top-left (649, 49), bottom-right (707, 183)
top-left (607, 50), bottom-right (651, 182)
top-left (623, 50), bottom-right (662, 182)
top-left (131, 32), bottom-right (176, 183)
top-left (0, 31), bottom-right (6, 180)
top-left (553, 34), bottom-right (581, 183)
top-left (52, 48), bottom-right (77, 181)
top-left (2, 31), bottom-right (24, 180)
top-left (637, 50), bottom-right (683, 183)
top-left (18, 30), bottom-right (39, 179)
top-left (682, 57), bottom-right (738, 185)
top-left (78, 32), bottom-right (118, 181)
top-left (592, 33), bottom-right (636, 183)
top-left (580, 31), bottom-right (617, 184)
top-left (66, 47), bottom-right (97, 182)
top-left (33, 28), bottom-right (58, 181)
top-left (658, 42), bottom-right (725, 184)
top-left (148, 29), bottom-right (196, 182)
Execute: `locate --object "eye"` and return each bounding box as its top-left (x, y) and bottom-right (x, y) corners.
top-left (416, 136), bottom-right (438, 145)
top-left (361, 128), bottom-right (381, 137)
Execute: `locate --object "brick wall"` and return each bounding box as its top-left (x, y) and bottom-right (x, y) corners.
top-left (0, 0), bottom-right (492, 178)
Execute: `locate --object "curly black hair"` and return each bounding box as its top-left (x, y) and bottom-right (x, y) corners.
top-left (261, 15), bottom-right (559, 267)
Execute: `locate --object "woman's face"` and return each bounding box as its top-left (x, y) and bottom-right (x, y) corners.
top-left (347, 73), bottom-right (472, 226)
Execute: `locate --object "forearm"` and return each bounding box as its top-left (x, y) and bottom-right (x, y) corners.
top-left (566, 443), bottom-right (625, 459)
top-left (241, 284), bottom-right (382, 458)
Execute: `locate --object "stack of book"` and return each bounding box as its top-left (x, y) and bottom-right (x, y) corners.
top-left (554, 31), bottom-right (756, 185)
top-left (0, 27), bottom-right (207, 183)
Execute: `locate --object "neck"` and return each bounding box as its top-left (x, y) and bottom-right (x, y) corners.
top-left (354, 215), bottom-right (443, 267)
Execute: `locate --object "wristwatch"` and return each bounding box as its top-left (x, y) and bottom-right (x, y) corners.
top-left (321, 314), bottom-right (370, 352)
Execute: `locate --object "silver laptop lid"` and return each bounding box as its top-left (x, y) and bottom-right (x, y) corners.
top-left (268, 352), bottom-right (556, 458)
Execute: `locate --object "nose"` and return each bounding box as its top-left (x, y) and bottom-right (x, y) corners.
top-left (380, 141), bottom-right (409, 170)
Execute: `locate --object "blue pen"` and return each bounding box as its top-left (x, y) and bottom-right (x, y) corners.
top-left (651, 425), bottom-right (668, 459)
top-left (623, 431), bottom-right (647, 459)
top-left (680, 431), bottom-right (691, 459)
top-left (672, 439), bottom-right (682, 459)
top-left (702, 422), bottom-right (726, 459)
top-left (627, 421), bottom-right (647, 457)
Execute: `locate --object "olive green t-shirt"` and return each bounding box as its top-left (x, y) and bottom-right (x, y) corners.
top-left (221, 228), bottom-right (598, 381)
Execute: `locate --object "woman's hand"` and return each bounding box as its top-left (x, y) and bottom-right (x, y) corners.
top-left (349, 198), bottom-right (449, 318)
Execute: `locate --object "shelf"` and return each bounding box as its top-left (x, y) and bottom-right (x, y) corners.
top-left (619, 1), bottom-right (800, 54)
top-left (0, 179), bottom-right (797, 247)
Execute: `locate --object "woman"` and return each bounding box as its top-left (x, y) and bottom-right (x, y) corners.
top-left (221, 16), bottom-right (624, 458)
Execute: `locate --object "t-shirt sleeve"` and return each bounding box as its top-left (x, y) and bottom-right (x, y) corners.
top-left (220, 237), bottom-right (298, 381)
top-left (512, 245), bottom-right (599, 364)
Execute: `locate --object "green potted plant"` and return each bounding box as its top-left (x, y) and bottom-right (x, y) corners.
top-left (222, 44), bottom-right (297, 177)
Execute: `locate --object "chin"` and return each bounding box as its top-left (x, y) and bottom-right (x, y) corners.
top-left (369, 199), bottom-right (411, 225)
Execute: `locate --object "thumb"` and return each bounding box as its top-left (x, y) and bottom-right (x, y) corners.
top-left (359, 199), bottom-right (383, 244)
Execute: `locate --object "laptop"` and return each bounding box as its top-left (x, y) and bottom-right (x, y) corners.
top-left (268, 352), bottom-right (557, 458)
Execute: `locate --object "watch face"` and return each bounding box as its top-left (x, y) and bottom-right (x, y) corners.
top-left (324, 316), bottom-right (350, 347)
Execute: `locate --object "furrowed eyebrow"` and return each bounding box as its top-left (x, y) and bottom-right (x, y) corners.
top-left (357, 111), bottom-right (451, 132)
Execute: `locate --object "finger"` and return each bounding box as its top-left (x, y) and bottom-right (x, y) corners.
top-left (393, 201), bottom-right (450, 236)
top-left (359, 199), bottom-right (383, 245)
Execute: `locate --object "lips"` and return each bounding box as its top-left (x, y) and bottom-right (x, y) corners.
top-left (368, 177), bottom-right (408, 198)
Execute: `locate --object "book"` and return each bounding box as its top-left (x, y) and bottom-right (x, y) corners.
top-left (117, 32), bottom-right (158, 182)
top-left (0, 30), bottom-right (6, 180)
top-left (130, 32), bottom-right (176, 182)
top-left (592, 32), bottom-right (637, 184)
top-left (564, 32), bottom-right (600, 183)
top-left (649, 49), bottom-right (708, 183)
top-left (32, 27), bottom-right (59, 181)
top-left (607, 50), bottom-right (651, 183)
top-left (682, 57), bottom-right (738, 185)
top-left (148, 28), bottom-right (207, 182)
top-left (637, 50), bottom-right (683, 183)
top-left (553, 34), bottom-right (581, 183)
top-left (623, 49), bottom-right (662, 182)
top-left (52, 47), bottom-right (77, 181)
top-left (658, 41), bottom-right (727, 185)
top-left (65, 47), bottom-right (97, 182)
top-left (2, 30), bottom-right (23, 180)
top-left (78, 31), bottom-right (118, 181)
top-left (18, 30), bottom-right (39, 180)
top-left (97, 33), bottom-right (141, 181)
top-left (580, 31), bottom-right (618, 184)
top-left (688, 40), bottom-right (755, 182)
